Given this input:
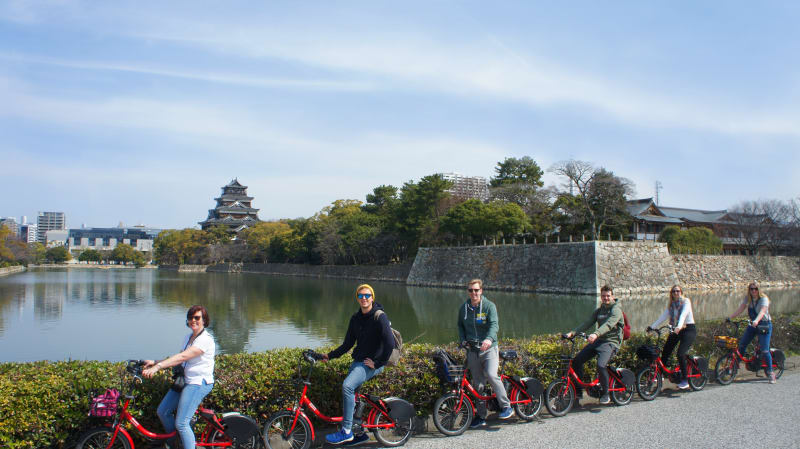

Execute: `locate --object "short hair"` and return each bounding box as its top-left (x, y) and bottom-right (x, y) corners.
top-left (600, 285), bottom-right (613, 294)
top-left (187, 305), bottom-right (209, 327)
top-left (467, 279), bottom-right (483, 289)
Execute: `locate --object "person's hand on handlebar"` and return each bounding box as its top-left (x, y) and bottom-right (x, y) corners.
top-left (142, 360), bottom-right (163, 378)
top-left (480, 339), bottom-right (492, 352)
top-left (563, 331), bottom-right (575, 339)
top-left (320, 353), bottom-right (329, 363)
top-left (587, 333), bottom-right (598, 343)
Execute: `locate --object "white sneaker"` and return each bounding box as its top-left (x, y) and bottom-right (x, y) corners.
top-left (677, 381), bottom-right (689, 390)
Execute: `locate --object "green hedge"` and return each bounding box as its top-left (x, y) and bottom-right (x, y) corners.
top-left (2, 315), bottom-right (798, 448)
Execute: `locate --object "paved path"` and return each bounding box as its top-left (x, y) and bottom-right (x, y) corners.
top-left (400, 370), bottom-right (799, 449)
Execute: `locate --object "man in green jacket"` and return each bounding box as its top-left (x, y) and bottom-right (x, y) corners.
top-left (457, 279), bottom-right (513, 427)
top-left (565, 285), bottom-right (624, 405)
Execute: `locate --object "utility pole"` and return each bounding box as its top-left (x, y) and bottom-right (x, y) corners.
top-left (655, 180), bottom-right (663, 205)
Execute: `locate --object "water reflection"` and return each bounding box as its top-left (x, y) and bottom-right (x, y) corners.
top-left (0, 269), bottom-right (798, 362)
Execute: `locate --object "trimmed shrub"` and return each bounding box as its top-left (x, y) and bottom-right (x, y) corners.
top-left (2, 314), bottom-right (797, 448)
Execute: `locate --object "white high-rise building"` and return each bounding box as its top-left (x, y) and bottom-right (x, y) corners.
top-left (440, 173), bottom-right (490, 201)
top-left (37, 211), bottom-right (66, 244)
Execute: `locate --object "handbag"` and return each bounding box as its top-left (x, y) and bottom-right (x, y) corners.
top-left (756, 321), bottom-right (770, 335)
top-left (171, 365), bottom-right (186, 392)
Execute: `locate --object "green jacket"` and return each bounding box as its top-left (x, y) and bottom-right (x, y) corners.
top-left (457, 296), bottom-right (499, 348)
top-left (572, 300), bottom-right (624, 348)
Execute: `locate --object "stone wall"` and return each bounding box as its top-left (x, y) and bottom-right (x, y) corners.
top-left (191, 262), bottom-right (412, 282)
top-left (159, 264), bottom-right (210, 272)
top-left (673, 254), bottom-right (800, 290)
top-left (0, 266), bottom-right (25, 277)
top-left (595, 241), bottom-right (679, 294)
top-left (407, 243), bottom-right (598, 294)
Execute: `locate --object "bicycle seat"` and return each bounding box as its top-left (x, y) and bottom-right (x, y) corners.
top-left (500, 350), bottom-right (518, 361)
top-left (198, 407), bottom-right (216, 421)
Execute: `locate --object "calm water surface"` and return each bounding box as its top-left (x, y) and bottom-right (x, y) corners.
top-left (1, 269), bottom-right (798, 362)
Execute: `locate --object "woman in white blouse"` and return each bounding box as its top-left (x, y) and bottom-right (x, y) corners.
top-left (142, 305), bottom-right (216, 449)
top-left (647, 285), bottom-right (696, 390)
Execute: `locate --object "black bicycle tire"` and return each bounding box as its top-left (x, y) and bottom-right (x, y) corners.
top-left (432, 392), bottom-right (473, 437)
top-left (635, 366), bottom-right (662, 401)
top-left (75, 427), bottom-right (131, 449)
top-left (262, 410), bottom-right (311, 449)
top-left (544, 379), bottom-right (574, 417)
top-left (511, 377), bottom-right (542, 422)
top-left (714, 352), bottom-right (737, 385)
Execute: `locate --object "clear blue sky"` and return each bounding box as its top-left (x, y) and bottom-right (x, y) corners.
top-left (2, 2), bottom-right (799, 229)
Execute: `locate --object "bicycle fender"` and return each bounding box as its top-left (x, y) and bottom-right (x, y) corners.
top-left (521, 377), bottom-right (544, 399)
top-left (382, 397), bottom-right (415, 421)
top-left (220, 413), bottom-right (261, 445)
top-left (615, 368), bottom-right (635, 388)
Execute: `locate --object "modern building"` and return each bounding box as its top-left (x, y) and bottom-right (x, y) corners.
top-left (0, 217), bottom-right (18, 237)
top-left (440, 173), bottom-right (490, 201)
top-left (67, 226), bottom-right (161, 255)
top-left (199, 179), bottom-right (261, 233)
top-left (37, 211), bottom-right (66, 244)
top-left (20, 224), bottom-right (37, 243)
top-left (45, 229), bottom-right (69, 247)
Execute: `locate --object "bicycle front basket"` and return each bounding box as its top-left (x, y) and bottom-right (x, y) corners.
top-left (88, 389), bottom-right (119, 417)
top-left (715, 336), bottom-right (737, 350)
top-left (636, 345), bottom-right (660, 361)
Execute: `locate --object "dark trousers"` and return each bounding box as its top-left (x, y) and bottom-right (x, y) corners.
top-left (661, 324), bottom-right (697, 382)
top-left (573, 340), bottom-right (616, 396)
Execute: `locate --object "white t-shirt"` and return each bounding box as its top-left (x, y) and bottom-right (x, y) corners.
top-left (181, 330), bottom-right (215, 385)
top-left (743, 296), bottom-right (771, 322)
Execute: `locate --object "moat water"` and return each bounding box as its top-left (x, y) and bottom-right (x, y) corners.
top-left (1, 268), bottom-right (798, 362)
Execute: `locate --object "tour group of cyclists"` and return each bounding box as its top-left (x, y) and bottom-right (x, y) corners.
top-left (146, 280), bottom-right (775, 448)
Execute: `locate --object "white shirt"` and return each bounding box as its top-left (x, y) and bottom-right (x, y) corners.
top-left (650, 297), bottom-right (695, 330)
top-left (181, 330), bottom-right (215, 385)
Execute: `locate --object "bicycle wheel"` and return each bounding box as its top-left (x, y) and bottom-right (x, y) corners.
top-left (511, 378), bottom-right (541, 421)
top-left (610, 376), bottom-right (633, 406)
top-left (75, 427), bottom-right (131, 449)
top-left (773, 357), bottom-right (784, 380)
top-left (635, 366), bottom-right (662, 401)
top-left (687, 363), bottom-right (707, 391)
top-left (372, 409), bottom-right (412, 447)
top-left (714, 353), bottom-right (737, 385)
top-left (432, 392), bottom-right (472, 436)
top-left (544, 379), bottom-right (574, 417)
top-left (263, 410), bottom-right (311, 449)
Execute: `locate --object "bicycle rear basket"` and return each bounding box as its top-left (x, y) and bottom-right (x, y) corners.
top-left (715, 336), bottom-right (738, 350)
top-left (636, 345), bottom-right (660, 361)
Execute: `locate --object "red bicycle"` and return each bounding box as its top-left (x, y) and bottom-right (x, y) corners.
top-left (75, 360), bottom-right (263, 449)
top-left (262, 350), bottom-right (414, 449)
top-left (635, 325), bottom-right (708, 400)
top-left (544, 334), bottom-right (635, 417)
top-left (431, 341), bottom-right (544, 436)
top-left (714, 320), bottom-right (785, 385)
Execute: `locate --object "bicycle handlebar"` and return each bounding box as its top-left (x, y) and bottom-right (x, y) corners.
top-left (645, 325), bottom-right (674, 337)
top-left (560, 332), bottom-right (586, 340)
top-left (303, 350), bottom-right (325, 363)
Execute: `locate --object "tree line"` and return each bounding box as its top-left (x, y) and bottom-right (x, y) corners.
top-left (153, 157), bottom-right (636, 265)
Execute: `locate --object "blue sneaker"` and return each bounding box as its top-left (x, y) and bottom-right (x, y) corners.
top-left (498, 407), bottom-right (514, 420)
top-left (469, 417), bottom-right (486, 428)
top-left (326, 428), bottom-right (354, 445)
top-left (343, 433), bottom-right (370, 446)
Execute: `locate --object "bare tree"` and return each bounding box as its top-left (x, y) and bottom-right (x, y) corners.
top-left (549, 160), bottom-right (635, 240)
top-left (727, 199), bottom-right (795, 255)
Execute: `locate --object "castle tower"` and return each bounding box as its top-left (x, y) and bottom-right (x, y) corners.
top-left (199, 179), bottom-right (261, 233)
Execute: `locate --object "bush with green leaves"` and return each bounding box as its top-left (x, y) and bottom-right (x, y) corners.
top-left (659, 225), bottom-right (723, 254)
top-left (2, 314), bottom-right (797, 448)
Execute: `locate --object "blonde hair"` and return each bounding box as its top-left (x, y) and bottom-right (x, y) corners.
top-left (747, 281), bottom-right (766, 302)
top-left (355, 283), bottom-right (375, 299)
top-left (467, 279), bottom-right (483, 289)
top-left (669, 284), bottom-right (683, 306)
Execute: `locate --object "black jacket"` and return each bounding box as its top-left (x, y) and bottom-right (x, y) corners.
top-left (327, 303), bottom-right (395, 369)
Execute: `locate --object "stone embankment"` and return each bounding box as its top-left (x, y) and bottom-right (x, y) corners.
top-left (408, 241), bottom-right (800, 294)
top-left (0, 266), bottom-right (25, 277)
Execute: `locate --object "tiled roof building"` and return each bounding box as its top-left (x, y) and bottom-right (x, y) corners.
top-left (199, 179), bottom-right (261, 233)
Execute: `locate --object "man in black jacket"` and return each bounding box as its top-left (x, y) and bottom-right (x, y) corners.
top-left (323, 283), bottom-right (395, 445)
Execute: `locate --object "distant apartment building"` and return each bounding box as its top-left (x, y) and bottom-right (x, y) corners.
top-left (67, 226), bottom-right (161, 255)
top-left (37, 211), bottom-right (66, 244)
top-left (20, 224), bottom-right (37, 243)
top-left (0, 217), bottom-right (19, 237)
top-left (440, 173), bottom-right (490, 201)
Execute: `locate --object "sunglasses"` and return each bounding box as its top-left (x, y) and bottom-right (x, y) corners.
top-left (749, 287), bottom-right (759, 291)
top-left (357, 293), bottom-right (372, 300)
top-left (188, 315), bottom-right (203, 321)
top-left (671, 290), bottom-right (681, 293)
top-left (467, 288), bottom-right (481, 293)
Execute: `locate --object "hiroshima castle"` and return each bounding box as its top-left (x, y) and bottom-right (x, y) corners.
top-left (199, 179), bottom-right (261, 233)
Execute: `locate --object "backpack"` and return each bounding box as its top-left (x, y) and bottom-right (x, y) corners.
top-left (622, 311), bottom-right (631, 340)
top-left (374, 310), bottom-right (403, 366)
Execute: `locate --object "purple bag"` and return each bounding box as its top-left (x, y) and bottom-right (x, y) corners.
top-left (89, 388), bottom-right (120, 417)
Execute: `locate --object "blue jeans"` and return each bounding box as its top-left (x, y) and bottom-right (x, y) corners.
top-left (157, 380), bottom-right (213, 449)
top-left (341, 362), bottom-right (384, 432)
top-left (738, 322), bottom-right (773, 375)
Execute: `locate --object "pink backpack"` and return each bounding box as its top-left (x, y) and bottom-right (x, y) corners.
top-left (89, 389), bottom-right (120, 417)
